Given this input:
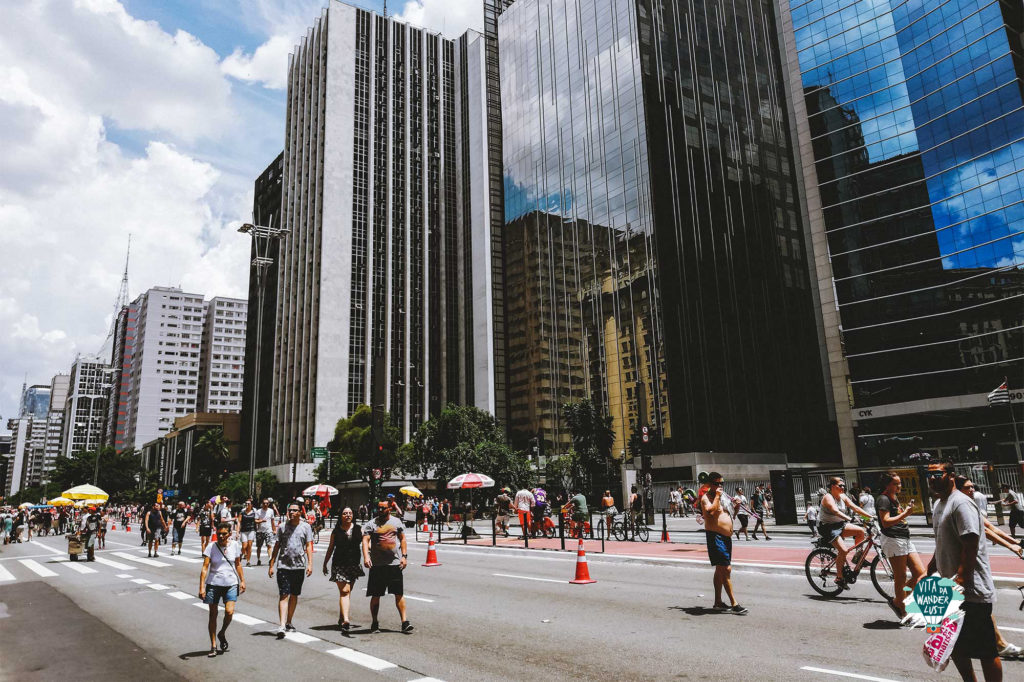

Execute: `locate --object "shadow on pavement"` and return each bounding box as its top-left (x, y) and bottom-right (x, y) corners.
top-left (862, 619), bottom-right (901, 630)
top-left (669, 606), bottom-right (730, 616)
top-left (805, 593), bottom-right (879, 604)
top-left (179, 650), bottom-right (218, 660)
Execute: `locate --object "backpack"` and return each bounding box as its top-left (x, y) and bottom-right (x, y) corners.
top-left (86, 514), bottom-right (100, 533)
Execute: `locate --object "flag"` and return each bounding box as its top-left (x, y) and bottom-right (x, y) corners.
top-left (987, 381), bottom-right (1010, 406)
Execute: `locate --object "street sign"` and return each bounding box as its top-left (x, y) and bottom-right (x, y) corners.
top-left (163, 489), bottom-right (179, 498)
top-left (311, 447), bottom-right (328, 461)
top-left (372, 468), bottom-right (382, 480)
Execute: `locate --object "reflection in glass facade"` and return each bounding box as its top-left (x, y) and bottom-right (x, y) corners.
top-left (780, 0), bottom-right (1024, 462)
top-left (499, 0), bottom-right (836, 459)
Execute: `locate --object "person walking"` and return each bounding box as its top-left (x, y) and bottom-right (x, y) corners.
top-left (514, 487), bottom-right (535, 541)
top-left (700, 473), bottom-right (746, 614)
top-left (199, 522), bottom-right (245, 658)
top-left (439, 498), bottom-right (452, 530)
top-left (362, 500), bottom-right (412, 633)
top-left (268, 502), bottom-right (314, 638)
top-left (198, 502), bottom-right (214, 553)
top-left (144, 502), bottom-right (168, 558)
top-left (669, 487), bottom-right (681, 517)
top-left (169, 501), bottom-right (192, 556)
top-left (732, 488), bottom-right (750, 540)
top-left (495, 488), bottom-right (512, 537)
top-left (237, 499), bottom-right (257, 567)
top-left (858, 486), bottom-right (876, 517)
top-left (999, 484), bottom-right (1024, 538)
top-left (750, 485), bottom-right (772, 540)
top-left (805, 497), bottom-right (820, 538)
top-left (874, 472), bottom-right (923, 620)
top-left (254, 499), bottom-right (277, 566)
top-left (322, 507), bottom-right (364, 630)
top-left (928, 462), bottom-right (1001, 681)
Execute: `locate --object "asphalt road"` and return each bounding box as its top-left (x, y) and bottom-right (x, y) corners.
top-left (2, 530), bottom-right (1024, 681)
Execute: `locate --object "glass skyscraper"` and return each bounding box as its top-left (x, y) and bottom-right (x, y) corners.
top-left (778, 0), bottom-right (1024, 463)
top-left (496, 0), bottom-right (836, 461)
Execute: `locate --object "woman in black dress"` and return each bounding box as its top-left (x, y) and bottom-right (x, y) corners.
top-left (322, 507), bottom-right (364, 629)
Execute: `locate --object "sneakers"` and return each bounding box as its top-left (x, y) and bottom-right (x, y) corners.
top-left (370, 621), bottom-right (380, 633)
top-left (729, 605), bottom-right (748, 615)
top-left (285, 623), bottom-right (296, 632)
top-left (256, 560), bottom-right (262, 566)
top-left (711, 603), bottom-right (729, 612)
top-left (999, 642), bottom-right (1021, 657)
top-left (218, 631), bottom-right (228, 652)
top-left (341, 622), bottom-right (351, 631)
top-left (401, 621), bottom-right (414, 633)
top-left (276, 626), bottom-right (286, 639)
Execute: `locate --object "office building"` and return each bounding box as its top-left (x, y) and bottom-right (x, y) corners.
top-left (241, 153), bottom-right (283, 472)
top-left (42, 373), bottom-right (69, 478)
top-left (104, 303), bottom-right (138, 451)
top-left (776, 0), bottom-right (1024, 463)
top-left (140, 412), bottom-right (241, 487)
top-left (20, 383), bottom-right (51, 420)
top-left (197, 296), bottom-right (247, 413)
top-left (493, 0), bottom-right (835, 460)
top-left (60, 354), bottom-right (111, 457)
top-left (269, 2), bottom-right (493, 466)
top-left (123, 287), bottom-right (205, 449)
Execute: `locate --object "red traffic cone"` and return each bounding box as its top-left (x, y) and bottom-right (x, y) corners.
top-left (422, 532), bottom-right (442, 567)
top-left (660, 528), bottom-right (670, 542)
top-left (421, 519), bottom-right (429, 532)
top-left (126, 523), bottom-right (131, 533)
top-left (569, 538), bottom-right (596, 584)
top-left (111, 522), bottom-right (116, 531)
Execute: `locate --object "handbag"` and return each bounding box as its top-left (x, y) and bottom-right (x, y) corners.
top-left (211, 540), bottom-right (241, 589)
top-left (923, 612), bottom-right (964, 672)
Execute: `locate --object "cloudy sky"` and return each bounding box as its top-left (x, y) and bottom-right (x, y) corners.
top-left (0, 0), bottom-right (483, 430)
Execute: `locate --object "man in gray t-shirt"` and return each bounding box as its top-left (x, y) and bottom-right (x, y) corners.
top-left (927, 462), bottom-right (999, 677)
top-left (268, 503), bottom-right (315, 638)
top-left (361, 501), bottom-right (411, 633)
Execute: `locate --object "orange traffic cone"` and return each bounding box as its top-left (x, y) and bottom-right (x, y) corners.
top-left (660, 527), bottom-right (670, 542)
top-left (422, 532), bottom-right (442, 567)
top-left (126, 523), bottom-right (131, 533)
top-left (569, 538), bottom-right (596, 584)
top-left (111, 522), bottom-right (116, 531)
top-left (421, 519), bottom-right (429, 532)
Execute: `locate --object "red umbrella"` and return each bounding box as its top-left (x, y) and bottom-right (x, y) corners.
top-left (302, 484), bottom-right (339, 497)
top-left (446, 473), bottom-right (496, 489)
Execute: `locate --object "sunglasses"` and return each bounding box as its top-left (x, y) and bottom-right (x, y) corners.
top-left (927, 470), bottom-right (948, 479)
top-left (288, 508), bottom-right (300, 513)
top-left (832, 483), bottom-right (845, 489)
top-left (710, 481), bottom-right (723, 486)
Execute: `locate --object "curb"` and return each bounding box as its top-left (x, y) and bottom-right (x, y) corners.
top-left (411, 538), bottom-right (1024, 587)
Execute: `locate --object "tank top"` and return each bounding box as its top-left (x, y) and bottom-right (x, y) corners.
top-left (240, 510), bottom-right (256, 532)
top-left (818, 493), bottom-right (848, 525)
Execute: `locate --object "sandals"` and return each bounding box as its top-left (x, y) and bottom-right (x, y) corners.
top-left (207, 647), bottom-right (218, 658)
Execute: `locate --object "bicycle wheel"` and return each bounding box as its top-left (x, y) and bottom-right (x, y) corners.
top-left (612, 521), bottom-right (627, 541)
top-left (805, 548), bottom-right (843, 597)
top-left (543, 523), bottom-right (556, 539)
top-left (636, 524), bottom-right (650, 542)
top-left (870, 553), bottom-right (901, 601)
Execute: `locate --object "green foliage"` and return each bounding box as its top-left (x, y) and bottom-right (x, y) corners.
top-left (410, 404), bottom-right (533, 490)
top-left (49, 447), bottom-right (143, 499)
top-left (561, 399), bottom-right (617, 492)
top-left (8, 485), bottom-right (46, 506)
top-left (214, 470), bottom-right (278, 502)
top-left (189, 428), bottom-right (231, 494)
top-left (316, 405), bottom-right (401, 483)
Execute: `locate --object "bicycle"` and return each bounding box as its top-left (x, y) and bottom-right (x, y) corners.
top-left (611, 511), bottom-right (650, 542)
top-left (805, 519), bottom-right (899, 599)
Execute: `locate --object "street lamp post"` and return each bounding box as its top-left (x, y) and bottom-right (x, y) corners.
top-left (238, 220), bottom-right (288, 498)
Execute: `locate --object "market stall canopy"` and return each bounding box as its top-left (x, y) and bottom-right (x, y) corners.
top-left (446, 473), bottom-right (495, 490)
top-left (301, 484), bottom-right (339, 497)
top-left (62, 484), bottom-right (109, 501)
top-left (49, 497), bottom-right (74, 506)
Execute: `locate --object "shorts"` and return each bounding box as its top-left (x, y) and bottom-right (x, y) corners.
top-left (146, 530), bottom-right (161, 542)
top-left (705, 530), bottom-right (732, 567)
top-left (1010, 508), bottom-right (1024, 527)
top-left (952, 602), bottom-right (998, 660)
top-left (276, 568), bottom-right (306, 597)
top-left (879, 534), bottom-right (916, 558)
top-left (818, 522), bottom-right (846, 544)
top-left (239, 530), bottom-right (255, 543)
top-left (199, 529), bottom-right (212, 539)
top-left (256, 531), bottom-right (273, 546)
top-left (496, 514), bottom-right (509, 526)
top-left (172, 526), bottom-right (186, 543)
top-left (204, 584), bottom-right (239, 605)
top-left (737, 514), bottom-right (749, 530)
top-left (572, 511), bottom-right (586, 523)
top-left (366, 565), bottom-right (404, 597)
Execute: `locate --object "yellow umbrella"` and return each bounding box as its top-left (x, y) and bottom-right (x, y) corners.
top-left (49, 497), bottom-right (74, 506)
top-left (62, 484), bottom-right (109, 501)
top-left (82, 498), bottom-right (107, 506)
top-left (399, 485), bottom-right (423, 498)
top-left (19, 502), bottom-right (33, 509)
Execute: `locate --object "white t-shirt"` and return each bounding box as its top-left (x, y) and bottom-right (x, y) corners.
top-left (858, 493), bottom-right (876, 515)
top-left (254, 507), bottom-right (275, 532)
top-left (732, 495), bottom-right (748, 514)
top-left (514, 489), bottom-right (535, 512)
top-left (217, 505), bottom-right (233, 523)
top-left (203, 540), bottom-right (240, 587)
top-left (806, 505), bottom-right (819, 522)
top-left (670, 490), bottom-right (681, 504)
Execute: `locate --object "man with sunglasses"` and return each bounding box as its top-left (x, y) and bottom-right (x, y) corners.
top-left (700, 472), bottom-right (747, 614)
top-left (928, 461), bottom-right (1001, 680)
top-left (268, 503), bottom-right (315, 638)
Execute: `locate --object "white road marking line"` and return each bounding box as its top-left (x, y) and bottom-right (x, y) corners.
top-left (54, 559), bottom-right (98, 574)
top-left (409, 678), bottom-right (445, 682)
top-left (30, 541), bottom-right (65, 555)
top-left (94, 556), bottom-right (135, 570)
top-left (18, 559), bottom-right (58, 577)
top-left (231, 613), bottom-right (265, 626)
top-left (493, 572), bottom-right (565, 584)
top-left (168, 591), bottom-right (193, 600)
top-left (800, 666), bottom-right (898, 682)
top-left (116, 573), bottom-right (134, 579)
top-left (146, 583), bottom-right (170, 590)
top-left (325, 647), bottom-right (397, 671)
top-left (131, 578), bottom-right (150, 584)
top-left (403, 595), bottom-right (435, 602)
top-left (0, 565), bottom-right (15, 581)
top-left (999, 626), bottom-right (1024, 633)
top-left (112, 552), bottom-right (171, 567)
top-left (283, 632), bottom-right (320, 644)
top-left (167, 554), bottom-right (202, 564)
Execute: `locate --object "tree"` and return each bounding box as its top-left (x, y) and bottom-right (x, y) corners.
top-left (189, 428), bottom-right (231, 495)
top-left (50, 447), bottom-right (143, 499)
top-left (314, 405), bottom-right (401, 497)
top-left (561, 399), bottom-right (616, 493)
top-left (409, 404), bottom-right (533, 490)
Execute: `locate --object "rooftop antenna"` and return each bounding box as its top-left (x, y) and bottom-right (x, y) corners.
top-left (98, 234), bottom-right (131, 359)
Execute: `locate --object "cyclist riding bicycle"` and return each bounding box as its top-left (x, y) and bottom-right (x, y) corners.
top-left (566, 490), bottom-right (588, 537)
top-left (818, 476), bottom-right (872, 585)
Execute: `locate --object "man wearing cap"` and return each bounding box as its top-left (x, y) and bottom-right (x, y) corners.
top-left (362, 500), bottom-right (412, 633)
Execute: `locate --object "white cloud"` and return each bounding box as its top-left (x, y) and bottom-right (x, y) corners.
top-left (395, 0), bottom-right (483, 37)
top-left (222, 34), bottom-right (293, 90)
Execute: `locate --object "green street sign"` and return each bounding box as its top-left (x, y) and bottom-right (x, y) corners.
top-left (311, 447), bottom-right (328, 461)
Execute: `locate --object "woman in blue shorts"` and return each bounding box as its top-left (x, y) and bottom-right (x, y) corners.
top-left (199, 522), bottom-right (245, 658)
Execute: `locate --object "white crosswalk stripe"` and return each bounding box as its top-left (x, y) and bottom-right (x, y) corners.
top-left (167, 554), bottom-right (202, 564)
top-left (19, 559), bottom-right (58, 577)
top-left (54, 558), bottom-right (98, 574)
top-left (112, 552), bottom-right (171, 567)
top-left (0, 565), bottom-right (15, 581)
top-left (146, 583), bottom-right (170, 591)
top-left (167, 591), bottom-right (193, 600)
top-left (325, 647), bottom-right (397, 671)
top-left (231, 613), bottom-right (265, 626)
top-left (94, 556), bottom-right (135, 570)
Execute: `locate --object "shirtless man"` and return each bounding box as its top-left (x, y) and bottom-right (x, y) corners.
top-left (700, 472), bottom-right (747, 614)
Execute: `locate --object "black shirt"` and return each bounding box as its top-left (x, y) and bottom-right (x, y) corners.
top-left (146, 510), bottom-right (164, 530)
top-left (172, 509), bottom-right (190, 529)
top-left (199, 512), bottom-right (212, 533)
top-left (876, 495), bottom-right (910, 539)
top-left (240, 510), bottom-right (256, 533)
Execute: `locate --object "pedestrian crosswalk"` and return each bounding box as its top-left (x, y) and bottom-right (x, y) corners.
top-left (0, 541), bottom-right (208, 583)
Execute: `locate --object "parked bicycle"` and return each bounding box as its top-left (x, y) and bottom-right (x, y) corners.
top-left (610, 511), bottom-right (650, 542)
top-left (805, 518), bottom-right (899, 599)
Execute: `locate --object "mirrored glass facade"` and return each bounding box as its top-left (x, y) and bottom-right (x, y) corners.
top-left (780, 0), bottom-right (1024, 461)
